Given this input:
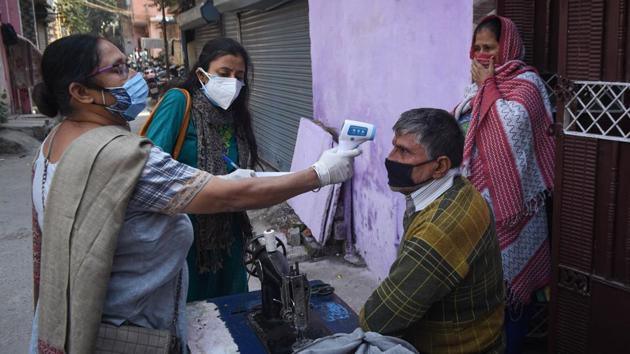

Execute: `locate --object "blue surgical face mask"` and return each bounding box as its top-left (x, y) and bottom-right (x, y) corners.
top-left (101, 72), bottom-right (148, 121)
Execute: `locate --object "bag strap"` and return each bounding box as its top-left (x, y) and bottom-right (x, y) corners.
top-left (139, 88), bottom-right (192, 160)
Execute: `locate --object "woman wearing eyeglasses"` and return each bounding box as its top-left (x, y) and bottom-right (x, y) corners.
top-left (143, 38), bottom-right (259, 303)
top-left (29, 34), bottom-right (359, 354)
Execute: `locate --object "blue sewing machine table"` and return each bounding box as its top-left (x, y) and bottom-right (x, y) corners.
top-left (207, 280), bottom-right (358, 354)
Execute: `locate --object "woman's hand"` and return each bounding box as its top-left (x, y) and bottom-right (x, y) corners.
top-left (184, 147), bottom-right (361, 214)
top-left (471, 56), bottom-right (495, 86)
top-left (311, 147), bottom-right (361, 186)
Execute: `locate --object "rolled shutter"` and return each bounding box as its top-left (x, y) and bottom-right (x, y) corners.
top-left (194, 23), bottom-right (223, 60)
top-left (566, 0), bottom-right (605, 80)
top-left (500, 1), bottom-right (535, 64)
top-left (550, 1), bottom-right (630, 353)
top-left (239, 0), bottom-right (313, 170)
top-left (223, 12), bottom-right (239, 41)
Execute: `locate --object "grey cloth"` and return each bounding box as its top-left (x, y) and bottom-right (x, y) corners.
top-left (293, 328), bottom-right (418, 354)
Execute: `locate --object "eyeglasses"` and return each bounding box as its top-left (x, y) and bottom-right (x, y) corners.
top-left (88, 62), bottom-right (130, 78)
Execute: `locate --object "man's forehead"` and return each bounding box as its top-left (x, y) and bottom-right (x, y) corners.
top-left (393, 132), bottom-right (417, 145)
top-left (394, 132), bottom-right (428, 153)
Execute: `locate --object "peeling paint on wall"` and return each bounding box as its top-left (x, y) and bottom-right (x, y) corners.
top-left (308, 0), bottom-right (472, 279)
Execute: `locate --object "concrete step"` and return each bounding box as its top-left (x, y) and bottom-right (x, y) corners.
top-left (1, 114), bottom-right (54, 142)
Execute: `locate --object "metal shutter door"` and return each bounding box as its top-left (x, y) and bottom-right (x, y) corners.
top-left (194, 23), bottom-right (223, 60)
top-left (239, 0), bottom-right (313, 170)
top-left (498, 1), bottom-right (535, 64)
top-left (497, 0), bottom-right (556, 71)
top-left (566, 0), bottom-right (605, 80)
top-left (550, 2), bottom-right (630, 352)
top-left (223, 12), bottom-right (239, 41)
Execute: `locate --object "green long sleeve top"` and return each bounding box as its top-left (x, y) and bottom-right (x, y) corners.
top-left (144, 89), bottom-right (239, 170)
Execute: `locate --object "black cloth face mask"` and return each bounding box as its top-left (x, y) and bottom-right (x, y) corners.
top-left (385, 158), bottom-right (435, 190)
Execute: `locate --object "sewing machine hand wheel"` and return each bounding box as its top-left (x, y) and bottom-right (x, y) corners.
top-left (244, 234), bottom-right (287, 277)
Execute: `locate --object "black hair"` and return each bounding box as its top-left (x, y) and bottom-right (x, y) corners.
top-left (32, 34), bottom-right (102, 117)
top-left (474, 17), bottom-right (501, 42)
top-left (393, 108), bottom-right (465, 167)
top-left (179, 37), bottom-right (258, 168)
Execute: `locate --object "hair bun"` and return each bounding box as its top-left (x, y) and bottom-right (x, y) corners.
top-left (32, 82), bottom-right (59, 117)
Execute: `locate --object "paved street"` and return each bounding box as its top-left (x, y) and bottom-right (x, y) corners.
top-left (0, 138), bottom-right (37, 353)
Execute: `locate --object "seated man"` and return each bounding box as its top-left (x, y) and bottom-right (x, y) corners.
top-left (360, 108), bottom-right (504, 353)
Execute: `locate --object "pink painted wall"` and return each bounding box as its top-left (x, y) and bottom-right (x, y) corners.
top-left (1, 0), bottom-right (23, 34)
top-left (309, 0), bottom-right (472, 280)
top-left (1, 0), bottom-right (23, 113)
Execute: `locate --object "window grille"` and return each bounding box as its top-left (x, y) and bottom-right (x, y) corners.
top-left (564, 81), bottom-right (630, 142)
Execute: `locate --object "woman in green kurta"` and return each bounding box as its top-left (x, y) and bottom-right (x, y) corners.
top-left (145, 38), bottom-right (258, 301)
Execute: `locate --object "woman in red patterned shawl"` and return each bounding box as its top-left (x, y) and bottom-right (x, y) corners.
top-left (453, 15), bottom-right (556, 354)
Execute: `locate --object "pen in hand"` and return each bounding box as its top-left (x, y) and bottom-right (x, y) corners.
top-left (222, 154), bottom-right (240, 170)
top-left (223, 154), bottom-right (290, 178)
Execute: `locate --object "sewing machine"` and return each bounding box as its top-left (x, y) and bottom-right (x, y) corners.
top-left (186, 229), bottom-right (358, 354)
top-left (187, 232), bottom-right (358, 354)
top-left (242, 229), bottom-right (349, 353)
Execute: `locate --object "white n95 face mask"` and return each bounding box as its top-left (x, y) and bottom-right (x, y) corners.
top-left (197, 68), bottom-right (244, 110)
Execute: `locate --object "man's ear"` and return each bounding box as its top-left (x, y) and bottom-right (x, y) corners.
top-left (432, 156), bottom-right (452, 179)
top-left (68, 82), bottom-right (97, 104)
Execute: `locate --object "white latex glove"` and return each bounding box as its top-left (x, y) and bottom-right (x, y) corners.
top-left (216, 168), bottom-right (256, 181)
top-left (311, 147), bottom-right (362, 186)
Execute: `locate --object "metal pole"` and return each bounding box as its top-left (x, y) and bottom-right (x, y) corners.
top-left (161, 0), bottom-right (170, 80)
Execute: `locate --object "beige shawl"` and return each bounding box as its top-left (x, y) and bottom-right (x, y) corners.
top-left (36, 125), bottom-right (151, 353)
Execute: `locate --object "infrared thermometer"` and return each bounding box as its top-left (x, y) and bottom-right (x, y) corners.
top-left (337, 120), bottom-right (376, 151)
top-left (255, 120), bottom-right (375, 177)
